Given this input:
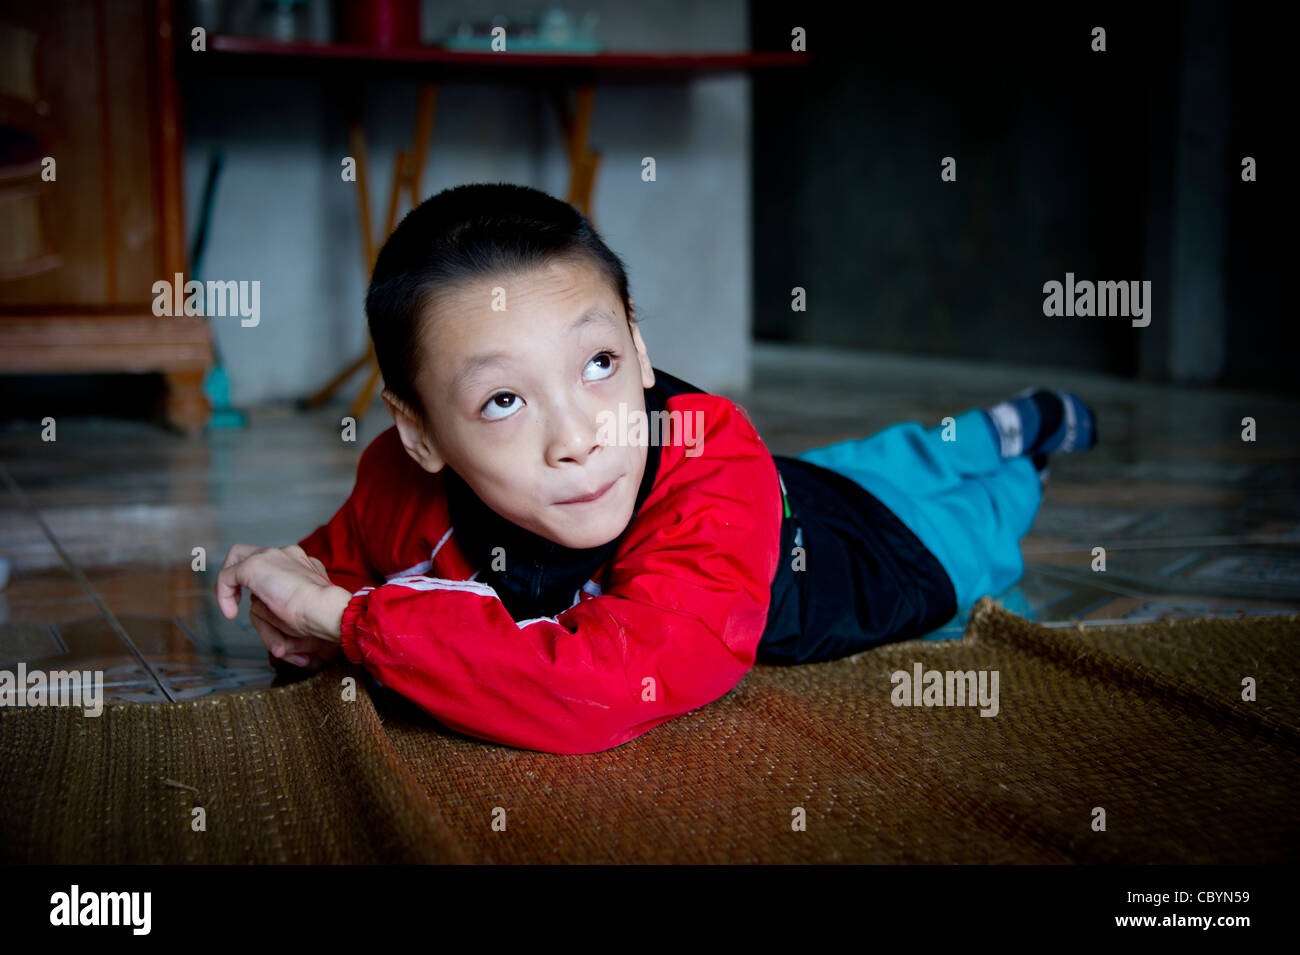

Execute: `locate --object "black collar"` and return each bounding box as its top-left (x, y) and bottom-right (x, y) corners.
top-left (445, 383), bottom-right (666, 621)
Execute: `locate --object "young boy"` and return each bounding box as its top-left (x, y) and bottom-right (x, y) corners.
top-left (216, 183), bottom-right (1096, 755)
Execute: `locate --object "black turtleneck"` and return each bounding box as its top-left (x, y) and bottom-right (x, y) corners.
top-left (443, 374), bottom-right (679, 622)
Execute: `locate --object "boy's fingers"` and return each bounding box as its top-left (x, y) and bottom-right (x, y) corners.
top-left (221, 543), bottom-right (262, 570)
top-left (250, 593), bottom-right (276, 622)
top-left (215, 564), bottom-right (243, 620)
top-left (262, 630), bottom-right (307, 659)
top-left (250, 596), bottom-right (317, 648)
top-left (248, 612), bottom-right (286, 658)
top-left (249, 597), bottom-right (274, 635)
top-left (249, 609), bottom-right (313, 660)
top-left (250, 600), bottom-right (330, 658)
top-left (215, 544), bottom-right (264, 619)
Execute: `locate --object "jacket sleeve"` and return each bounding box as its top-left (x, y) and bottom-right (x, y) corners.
top-left (297, 446), bottom-right (385, 595)
top-left (337, 401), bottom-right (783, 754)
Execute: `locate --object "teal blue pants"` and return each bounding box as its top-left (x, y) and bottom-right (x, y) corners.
top-left (796, 409), bottom-right (1041, 611)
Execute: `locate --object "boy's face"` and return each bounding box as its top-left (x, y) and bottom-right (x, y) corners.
top-left (385, 258), bottom-right (657, 551)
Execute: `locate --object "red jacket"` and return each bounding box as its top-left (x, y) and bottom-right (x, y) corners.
top-left (298, 372), bottom-right (784, 754)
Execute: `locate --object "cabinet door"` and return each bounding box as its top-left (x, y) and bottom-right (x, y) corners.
top-left (0, 0), bottom-right (167, 307)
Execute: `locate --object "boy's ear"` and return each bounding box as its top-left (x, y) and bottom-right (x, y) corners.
top-left (627, 307), bottom-right (655, 390)
top-left (381, 388), bottom-right (445, 473)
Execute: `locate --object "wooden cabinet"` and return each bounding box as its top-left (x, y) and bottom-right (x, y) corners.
top-left (0, 0), bottom-right (211, 432)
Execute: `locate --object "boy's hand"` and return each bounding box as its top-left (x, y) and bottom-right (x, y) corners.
top-left (215, 544), bottom-right (354, 646)
top-left (250, 594), bottom-right (342, 671)
top-left (250, 552), bottom-right (338, 668)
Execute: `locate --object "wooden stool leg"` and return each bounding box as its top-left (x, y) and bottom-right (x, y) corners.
top-left (349, 360), bottom-right (383, 421)
top-left (569, 84), bottom-right (598, 215)
top-left (384, 152), bottom-right (409, 238)
top-left (301, 349), bottom-right (373, 408)
top-left (551, 84), bottom-right (600, 218)
top-left (408, 83), bottom-right (438, 204)
top-left (309, 121), bottom-right (378, 409)
top-left (313, 87), bottom-right (440, 421)
top-left (576, 149), bottom-right (601, 228)
top-left (349, 121), bottom-right (376, 271)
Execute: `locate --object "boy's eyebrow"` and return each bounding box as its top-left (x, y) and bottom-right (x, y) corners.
top-left (453, 351), bottom-right (513, 393)
top-left (569, 306), bottom-right (620, 334)
top-left (453, 306), bottom-right (621, 392)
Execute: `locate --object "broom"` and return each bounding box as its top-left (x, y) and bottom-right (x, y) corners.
top-left (191, 149), bottom-right (246, 429)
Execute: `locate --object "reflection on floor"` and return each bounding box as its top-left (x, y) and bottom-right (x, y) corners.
top-left (2, 342), bottom-right (1298, 702)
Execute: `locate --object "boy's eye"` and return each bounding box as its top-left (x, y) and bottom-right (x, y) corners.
top-left (584, 350), bottom-right (618, 382)
top-left (479, 351), bottom-right (618, 421)
top-left (482, 392), bottom-right (520, 421)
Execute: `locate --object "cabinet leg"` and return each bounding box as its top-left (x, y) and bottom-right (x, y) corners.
top-left (164, 369), bottom-right (210, 435)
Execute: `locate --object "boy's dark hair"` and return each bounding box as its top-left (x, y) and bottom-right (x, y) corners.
top-left (366, 182), bottom-right (634, 422)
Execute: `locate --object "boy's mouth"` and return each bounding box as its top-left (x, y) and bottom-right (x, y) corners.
top-left (556, 475), bottom-right (621, 505)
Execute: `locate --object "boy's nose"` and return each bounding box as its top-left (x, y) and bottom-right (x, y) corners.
top-left (545, 404), bottom-right (603, 466)
top-left (549, 432), bottom-right (602, 466)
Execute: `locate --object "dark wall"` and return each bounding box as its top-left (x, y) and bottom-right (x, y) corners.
top-left (751, 2), bottom-right (1291, 392)
top-left (1219, 3), bottom-right (1289, 393)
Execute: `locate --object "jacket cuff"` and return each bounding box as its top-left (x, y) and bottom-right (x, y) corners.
top-left (339, 587), bottom-right (375, 665)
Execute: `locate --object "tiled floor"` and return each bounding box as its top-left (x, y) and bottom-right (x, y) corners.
top-left (2, 342), bottom-right (1298, 702)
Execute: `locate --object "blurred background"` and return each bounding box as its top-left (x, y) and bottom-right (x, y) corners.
top-left (0, 1), bottom-right (1294, 703)
top-left (3, 0), bottom-right (1289, 414)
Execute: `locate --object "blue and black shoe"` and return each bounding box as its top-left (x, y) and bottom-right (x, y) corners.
top-left (982, 388), bottom-right (1098, 460)
top-left (1023, 388), bottom-right (1098, 456)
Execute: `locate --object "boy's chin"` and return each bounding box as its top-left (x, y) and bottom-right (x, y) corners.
top-left (548, 526), bottom-right (622, 551)
top-left (545, 507), bottom-right (631, 550)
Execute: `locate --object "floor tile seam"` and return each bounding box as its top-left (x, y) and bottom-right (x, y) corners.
top-left (0, 462), bottom-right (177, 702)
